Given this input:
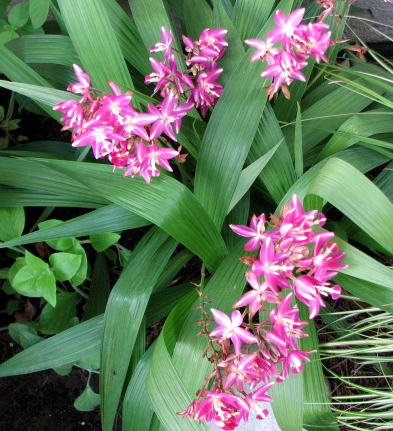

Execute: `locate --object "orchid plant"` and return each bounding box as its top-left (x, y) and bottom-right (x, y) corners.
top-left (0, 1), bottom-right (393, 431)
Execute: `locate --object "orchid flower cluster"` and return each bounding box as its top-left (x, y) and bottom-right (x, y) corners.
top-left (146, 26), bottom-right (227, 117)
top-left (53, 65), bottom-right (185, 183)
top-left (180, 195), bottom-right (347, 430)
top-left (246, 8), bottom-right (333, 99)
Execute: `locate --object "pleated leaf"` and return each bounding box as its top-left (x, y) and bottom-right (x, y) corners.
top-left (247, 104), bottom-right (296, 204)
top-left (84, 253), bottom-right (111, 320)
top-left (298, 302), bottom-right (339, 431)
top-left (0, 315), bottom-right (104, 377)
top-left (309, 158), bottom-right (393, 254)
top-left (57, 0), bottom-right (134, 92)
top-left (147, 289), bottom-right (204, 431)
top-left (232, 0), bottom-right (275, 40)
top-left (194, 0), bottom-right (295, 229)
top-left (317, 111), bottom-right (393, 161)
top-left (184, 0), bottom-right (212, 41)
top-left (128, 0), bottom-right (185, 70)
top-left (0, 46), bottom-right (58, 119)
top-left (0, 157), bottom-right (108, 208)
top-left (0, 204), bottom-right (149, 249)
top-left (101, 229), bottom-right (177, 431)
top-left (101, 0), bottom-right (151, 76)
top-left (6, 35), bottom-right (78, 66)
top-left (228, 143), bottom-right (279, 213)
top-left (33, 158), bottom-right (228, 271)
top-left (212, 0), bottom-right (245, 84)
top-left (0, 80), bottom-right (77, 117)
top-left (123, 343), bottom-right (156, 431)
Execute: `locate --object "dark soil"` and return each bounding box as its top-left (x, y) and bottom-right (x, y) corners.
top-left (0, 334), bottom-right (102, 431)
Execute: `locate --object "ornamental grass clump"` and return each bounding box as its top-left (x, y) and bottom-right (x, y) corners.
top-left (0, 1), bottom-right (393, 431)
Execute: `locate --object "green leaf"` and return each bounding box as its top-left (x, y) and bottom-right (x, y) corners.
top-left (6, 299), bottom-right (20, 315)
top-left (153, 249), bottom-right (194, 292)
top-left (8, 3), bottom-right (29, 28)
top-left (0, 47), bottom-right (59, 119)
top-left (39, 292), bottom-right (81, 335)
top-left (38, 219), bottom-right (74, 251)
top-left (271, 369), bottom-right (303, 431)
top-left (0, 315), bottom-right (103, 377)
top-left (232, 0), bottom-right (275, 40)
top-left (8, 323), bottom-right (43, 349)
top-left (67, 241), bottom-right (88, 286)
top-left (90, 232), bottom-right (121, 252)
top-left (25, 249), bottom-right (47, 269)
top-left (12, 252), bottom-right (57, 306)
top-left (57, 0), bottom-right (135, 92)
top-left (84, 253), bottom-right (111, 320)
top-left (298, 302), bottom-right (339, 431)
top-left (194, 0), bottom-right (295, 230)
top-left (33, 158), bottom-right (228, 272)
top-left (309, 158), bottom-right (393, 254)
top-left (223, 191), bottom-right (250, 249)
top-left (228, 143), bottom-right (279, 213)
top-left (284, 76), bottom-right (379, 160)
top-left (0, 281), bottom-right (194, 378)
top-left (101, 0), bottom-right (151, 76)
top-left (0, 207), bottom-right (24, 241)
top-left (8, 256), bottom-right (26, 285)
top-left (147, 289), bottom-right (204, 431)
top-left (247, 104), bottom-right (296, 204)
top-left (0, 205), bottom-right (148, 249)
top-left (123, 343), bottom-right (156, 431)
top-left (129, 0), bottom-right (185, 70)
top-left (49, 252), bottom-right (82, 282)
top-left (6, 35), bottom-right (79, 66)
top-left (212, 0), bottom-right (245, 84)
top-left (100, 229), bottom-right (177, 431)
top-left (294, 102), bottom-right (303, 178)
top-left (0, 1), bottom-right (11, 18)
top-left (53, 363), bottom-right (73, 375)
top-left (29, 0), bottom-right (50, 29)
top-left (74, 384), bottom-right (100, 412)
top-left (184, 0), bottom-right (212, 41)
top-left (316, 111), bottom-right (393, 162)
top-left (0, 80), bottom-right (77, 115)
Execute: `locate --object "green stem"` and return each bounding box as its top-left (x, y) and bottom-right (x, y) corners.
top-left (72, 284), bottom-right (89, 299)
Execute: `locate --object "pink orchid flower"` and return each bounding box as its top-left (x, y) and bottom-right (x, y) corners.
top-left (194, 391), bottom-right (249, 430)
top-left (261, 51), bottom-right (307, 93)
top-left (244, 382), bottom-right (274, 421)
top-left (294, 274), bottom-right (342, 318)
top-left (148, 93), bottom-right (194, 141)
top-left (245, 38), bottom-right (275, 63)
top-left (234, 271), bottom-right (279, 318)
top-left (67, 64), bottom-right (91, 103)
top-left (53, 100), bottom-right (84, 130)
top-left (210, 309), bottom-right (257, 355)
top-left (252, 237), bottom-right (292, 291)
top-left (269, 8), bottom-right (305, 50)
top-left (71, 119), bottom-right (125, 159)
top-left (230, 214), bottom-right (280, 251)
top-left (149, 26), bottom-right (173, 62)
top-left (266, 293), bottom-right (308, 355)
top-left (135, 143), bottom-right (179, 183)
